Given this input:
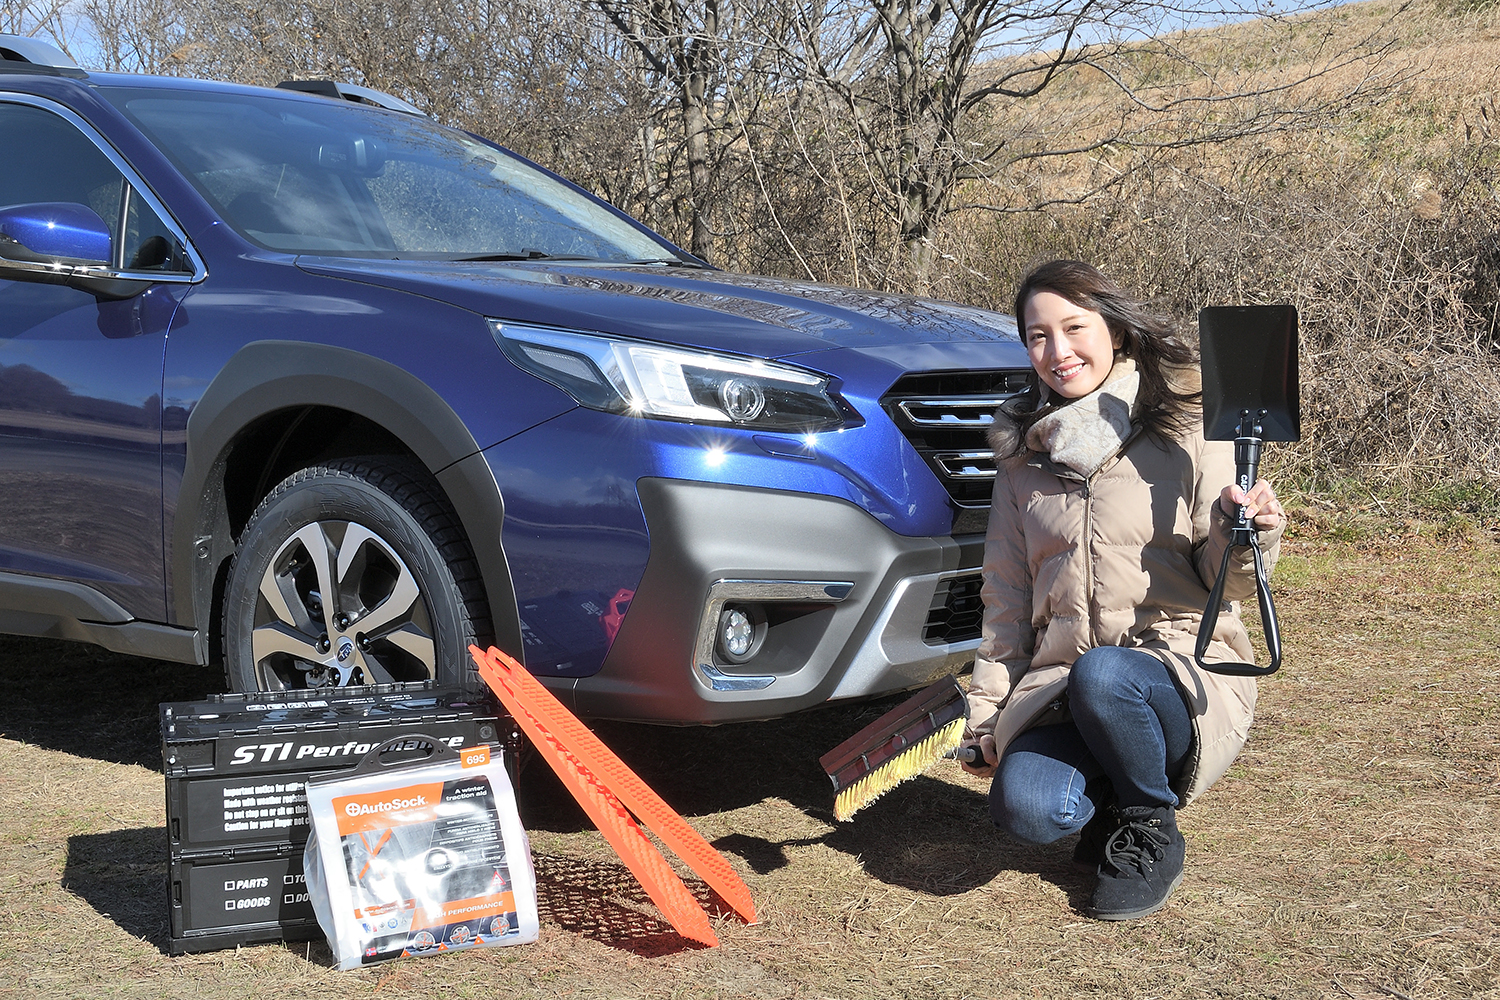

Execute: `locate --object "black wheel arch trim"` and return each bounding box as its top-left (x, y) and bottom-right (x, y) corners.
top-left (172, 339), bottom-right (522, 667)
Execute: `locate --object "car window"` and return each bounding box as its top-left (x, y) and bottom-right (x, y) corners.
top-left (120, 182), bottom-right (185, 270)
top-left (103, 88), bottom-right (681, 262)
top-left (0, 101), bottom-right (189, 273)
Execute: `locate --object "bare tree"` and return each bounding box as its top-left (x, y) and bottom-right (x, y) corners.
top-left (1, 0), bottom-right (76, 51)
top-left (74, 0), bottom-right (183, 71)
top-left (41, 0), bottom-right (1413, 294)
top-left (780, 0), bottom-right (1408, 286)
top-left (589, 0), bottom-right (801, 262)
top-left (128, 0), bottom-right (659, 218)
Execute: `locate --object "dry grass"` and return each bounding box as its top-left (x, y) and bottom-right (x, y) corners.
top-left (2, 523), bottom-right (1497, 999)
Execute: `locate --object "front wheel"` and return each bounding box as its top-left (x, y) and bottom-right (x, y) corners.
top-left (223, 457), bottom-right (490, 692)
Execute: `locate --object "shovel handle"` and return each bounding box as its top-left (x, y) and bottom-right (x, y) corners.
top-left (1196, 415), bottom-right (1283, 677)
top-left (1195, 535), bottom-right (1281, 677)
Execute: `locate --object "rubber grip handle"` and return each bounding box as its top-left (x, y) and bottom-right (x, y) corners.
top-left (947, 744), bottom-right (985, 765)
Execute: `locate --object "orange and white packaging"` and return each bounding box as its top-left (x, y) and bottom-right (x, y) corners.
top-left (302, 737), bottom-right (538, 970)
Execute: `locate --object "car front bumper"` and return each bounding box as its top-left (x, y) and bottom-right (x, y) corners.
top-left (549, 477), bottom-right (983, 723)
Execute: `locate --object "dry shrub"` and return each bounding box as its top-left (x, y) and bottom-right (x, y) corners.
top-left (73, 0), bottom-right (1500, 500)
top-left (908, 4), bottom-right (1500, 498)
top-left (938, 159), bottom-right (1500, 493)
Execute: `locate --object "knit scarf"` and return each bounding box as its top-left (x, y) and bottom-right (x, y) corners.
top-left (1021, 358), bottom-right (1141, 478)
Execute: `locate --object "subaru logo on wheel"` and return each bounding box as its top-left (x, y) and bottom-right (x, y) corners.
top-left (336, 637), bottom-right (354, 662)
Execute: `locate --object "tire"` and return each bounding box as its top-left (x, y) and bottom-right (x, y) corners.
top-left (223, 457), bottom-right (490, 693)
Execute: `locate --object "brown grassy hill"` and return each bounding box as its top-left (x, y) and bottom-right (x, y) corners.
top-left (960, 0), bottom-right (1500, 213)
top-left (929, 0), bottom-right (1500, 507)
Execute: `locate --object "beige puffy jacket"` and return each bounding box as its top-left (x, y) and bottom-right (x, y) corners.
top-left (967, 415), bottom-right (1283, 806)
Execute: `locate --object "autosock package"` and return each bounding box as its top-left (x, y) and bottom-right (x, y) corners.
top-left (303, 736), bottom-right (537, 969)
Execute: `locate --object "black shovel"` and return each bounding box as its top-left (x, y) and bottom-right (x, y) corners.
top-left (1195, 305), bottom-right (1300, 677)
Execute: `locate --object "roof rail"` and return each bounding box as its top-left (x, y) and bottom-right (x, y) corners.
top-left (275, 79), bottom-right (425, 116)
top-left (0, 33), bottom-right (83, 71)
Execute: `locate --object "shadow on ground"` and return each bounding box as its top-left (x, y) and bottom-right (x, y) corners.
top-left (0, 635), bottom-right (226, 768)
top-left (64, 828), bottom-right (172, 948)
top-left (532, 852), bottom-right (722, 956)
top-left (522, 705), bottom-right (1096, 908)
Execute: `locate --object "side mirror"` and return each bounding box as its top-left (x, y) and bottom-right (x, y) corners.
top-left (0, 201), bottom-right (112, 265)
top-left (0, 201), bottom-right (150, 299)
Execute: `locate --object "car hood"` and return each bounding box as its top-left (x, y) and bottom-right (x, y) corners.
top-left (296, 257), bottom-right (1020, 360)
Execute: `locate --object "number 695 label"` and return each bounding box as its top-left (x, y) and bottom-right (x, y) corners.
top-left (461, 745), bottom-right (491, 768)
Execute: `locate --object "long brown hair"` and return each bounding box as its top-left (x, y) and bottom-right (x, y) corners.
top-left (1001, 259), bottom-right (1201, 450)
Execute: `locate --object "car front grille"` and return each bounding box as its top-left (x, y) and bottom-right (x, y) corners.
top-left (881, 369), bottom-right (1034, 520)
top-left (922, 573), bottom-right (984, 644)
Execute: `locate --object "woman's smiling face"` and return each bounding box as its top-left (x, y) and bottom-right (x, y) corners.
top-left (1022, 290), bottom-right (1123, 399)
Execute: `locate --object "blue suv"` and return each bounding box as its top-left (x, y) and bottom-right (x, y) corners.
top-left (0, 36), bottom-right (1030, 723)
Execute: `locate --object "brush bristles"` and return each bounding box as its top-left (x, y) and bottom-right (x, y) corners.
top-left (832, 717), bottom-right (966, 822)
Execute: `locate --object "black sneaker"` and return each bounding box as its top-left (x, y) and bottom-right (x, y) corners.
top-left (1071, 780), bottom-right (1118, 870)
top-left (1088, 804), bottom-right (1185, 920)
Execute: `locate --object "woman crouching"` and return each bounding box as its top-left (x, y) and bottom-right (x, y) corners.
top-left (960, 260), bottom-right (1286, 920)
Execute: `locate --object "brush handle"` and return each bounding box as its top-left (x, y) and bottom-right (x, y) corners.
top-left (946, 744), bottom-right (985, 765)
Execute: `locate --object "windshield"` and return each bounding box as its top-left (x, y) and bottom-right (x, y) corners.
top-left (102, 86), bottom-right (683, 261)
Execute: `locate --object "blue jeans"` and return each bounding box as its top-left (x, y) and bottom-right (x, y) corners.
top-left (991, 646), bottom-right (1193, 844)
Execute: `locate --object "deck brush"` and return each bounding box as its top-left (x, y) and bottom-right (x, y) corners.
top-left (819, 675), bottom-right (968, 821)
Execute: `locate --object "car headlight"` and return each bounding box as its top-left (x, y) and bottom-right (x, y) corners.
top-left (490, 320), bottom-right (854, 432)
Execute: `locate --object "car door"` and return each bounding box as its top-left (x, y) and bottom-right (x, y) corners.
top-left (0, 95), bottom-right (197, 621)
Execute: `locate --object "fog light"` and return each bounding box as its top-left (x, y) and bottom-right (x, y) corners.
top-left (721, 607), bottom-right (753, 656)
top-left (717, 604), bottom-right (765, 663)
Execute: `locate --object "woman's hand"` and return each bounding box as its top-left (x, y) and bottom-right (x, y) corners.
top-left (1219, 478), bottom-right (1285, 531)
top-left (959, 734), bottom-right (999, 778)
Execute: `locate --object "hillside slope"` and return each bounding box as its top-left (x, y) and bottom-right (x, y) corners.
top-left (932, 0), bottom-right (1500, 497)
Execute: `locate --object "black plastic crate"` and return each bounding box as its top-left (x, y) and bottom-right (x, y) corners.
top-left (161, 682), bottom-right (516, 954)
top-left (167, 845), bottom-right (320, 954)
top-left (162, 683), bottom-right (507, 856)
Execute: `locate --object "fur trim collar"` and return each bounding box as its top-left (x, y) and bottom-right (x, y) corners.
top-left (990, 359), bottom-right (1140, 477)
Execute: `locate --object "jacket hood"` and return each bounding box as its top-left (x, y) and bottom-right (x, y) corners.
top-left (295, 257), bottom-right (1020, 360)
